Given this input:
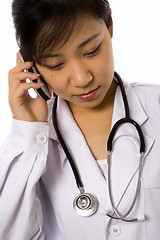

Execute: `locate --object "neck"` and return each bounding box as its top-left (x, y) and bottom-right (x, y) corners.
top-left (67, 80), bottom-right (118, 160)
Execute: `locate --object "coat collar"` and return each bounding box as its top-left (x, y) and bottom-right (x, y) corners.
top-left (112, 81), bottom-right (148, 126)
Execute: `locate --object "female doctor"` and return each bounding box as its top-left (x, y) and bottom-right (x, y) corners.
top-left (0, 0), bottom-right (160, 239)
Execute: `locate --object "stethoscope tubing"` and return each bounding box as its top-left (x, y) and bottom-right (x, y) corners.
top-left (52, 96), bottom-right (84, 191)
top-left (107, 117), bottom-right (145, 153)
top-left (107, 152), bottom-right (145, 221)
top-left (52, 71), bottom-right (146, 221)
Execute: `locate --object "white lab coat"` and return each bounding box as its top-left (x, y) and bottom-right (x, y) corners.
top-left (0, 81), bottom-right (160, 240)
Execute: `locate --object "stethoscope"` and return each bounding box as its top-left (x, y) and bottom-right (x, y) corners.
top-left (52, 71), bottom-right (146, 222)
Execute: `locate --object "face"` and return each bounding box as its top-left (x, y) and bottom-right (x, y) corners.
top-left (36, 15), bottom-right (114, 111)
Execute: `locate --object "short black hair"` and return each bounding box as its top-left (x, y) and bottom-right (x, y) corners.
top-left (12, 0), bottom-right (112, 62)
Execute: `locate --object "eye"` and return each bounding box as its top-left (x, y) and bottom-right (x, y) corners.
top-left (46, 63), bottom-right (64, 71)
top-left (84, 43), bottom-right (101, 57)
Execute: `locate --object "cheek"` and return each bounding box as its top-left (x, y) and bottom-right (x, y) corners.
top-left (94, 57), bottom-right (114, 90)
top-left (102, 52), bottom-right (114, 78)
top-left (102, 42), bottom-right (114, 66)
top-left (93, 47), bottom-right (114, 76)
top-left (46, 75), bottom-right (68, 95)
top-left (93, 59), bottom-right (114, 81)
top-left (36, 66), bottom-right (64, 90)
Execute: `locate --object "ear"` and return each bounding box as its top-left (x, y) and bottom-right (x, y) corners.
top-left (108, 24), bottom-right (113, 38)
top-left (108, 9), bottom-right (113, 38)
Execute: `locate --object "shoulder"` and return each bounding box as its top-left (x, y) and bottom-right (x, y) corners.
top-left (124, 82), bottom-right (160, 120)
top-left (126, 82), bottom-right (160, 104)
top-left (131, 82), bottom-right (160, 92)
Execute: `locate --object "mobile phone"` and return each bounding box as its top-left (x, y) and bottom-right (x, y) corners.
top-left (18, 49), bottom-right (52, 101)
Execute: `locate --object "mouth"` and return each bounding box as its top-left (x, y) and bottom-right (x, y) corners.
top-left (76, 87), bottom-right (99, 101)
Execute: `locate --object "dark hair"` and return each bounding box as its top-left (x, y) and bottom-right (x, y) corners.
top-left (12, 0), bottom-right (112, 62)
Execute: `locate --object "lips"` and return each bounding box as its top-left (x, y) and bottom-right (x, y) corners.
top-left (76, 87), bottom-right (99, 101)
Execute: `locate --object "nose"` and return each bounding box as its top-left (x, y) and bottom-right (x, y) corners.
top-left (70, 61), bottom-right (93, 87)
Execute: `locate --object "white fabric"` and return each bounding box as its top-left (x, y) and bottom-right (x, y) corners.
top-left (0, 81), bottom-right (160, 240)
top-left (97, 159), bottom-right (108, 178)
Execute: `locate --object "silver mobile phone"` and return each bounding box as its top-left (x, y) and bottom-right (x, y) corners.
top-left (18, 49), bottom-right (51, 101)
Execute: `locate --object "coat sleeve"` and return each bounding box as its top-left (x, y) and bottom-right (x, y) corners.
top-left (0, 119), bottom-right (49, 240)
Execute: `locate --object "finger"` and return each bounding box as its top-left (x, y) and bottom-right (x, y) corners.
top-left (8, 70), bottom-right (40, 100)
top-left (16, 52), bottom-right (22, 65)
top-left (16, 51), bottom-right (31, 66)
top-left (18, 61), bottom-right (34, 72)
top-left (16, 51), bottom-right (34, 69)
top-left (15, 71), bottom-right (40, 82)
top-left (9, 69), bottom-right (40, 86)
top-left (16, 82), bottom-right (44, 100)
top-left (9, 81), bottom-right (44, 101)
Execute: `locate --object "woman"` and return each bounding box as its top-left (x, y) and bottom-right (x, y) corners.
top-left (0, 0), bottom-right (160, 239)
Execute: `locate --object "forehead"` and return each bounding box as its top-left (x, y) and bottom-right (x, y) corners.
top-left (35, 14), bottom-right (107, 61)
top-left (68, 15), bottom-right (105, 42)
top-left (51, 16), bottom-right (105, 51)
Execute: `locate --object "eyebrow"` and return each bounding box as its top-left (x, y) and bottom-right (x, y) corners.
top-left (78, 33), bottom-right (100, 49)
top-left (40, 33), bottom-right (100, 59)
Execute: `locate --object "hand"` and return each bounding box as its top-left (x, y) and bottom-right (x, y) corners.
top-left (8, 53), bottom-right (48, 122)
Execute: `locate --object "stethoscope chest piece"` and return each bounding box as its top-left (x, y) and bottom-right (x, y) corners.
top-left (73, 193), bottom-right (99, 217)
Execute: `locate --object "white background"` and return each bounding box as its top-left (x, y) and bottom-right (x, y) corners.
top-left (0, 0), bottom-right (160, 145)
